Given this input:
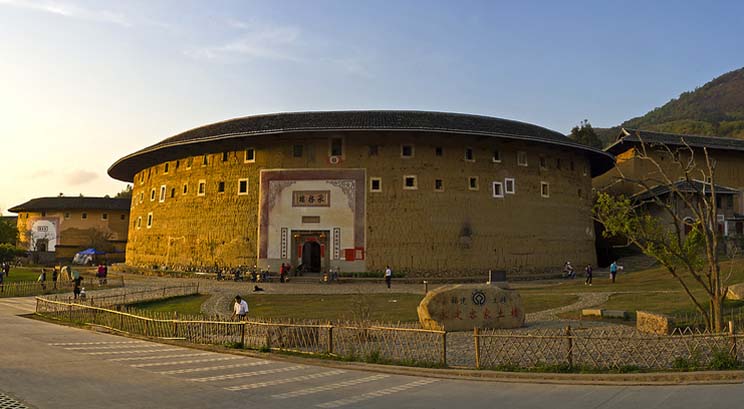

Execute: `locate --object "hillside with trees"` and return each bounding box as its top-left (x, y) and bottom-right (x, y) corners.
top-left (594, 66), bottom-right (744, 146)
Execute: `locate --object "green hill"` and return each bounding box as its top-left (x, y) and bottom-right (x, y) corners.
top-left (595, 67), bottom-right (744, 146)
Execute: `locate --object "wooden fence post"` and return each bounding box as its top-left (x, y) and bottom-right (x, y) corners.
top-left (729, 321), bottom-right (737, 361)
top-left (566, 325), bottom-right (573, 368)
top-left (68, 304), bottom-right (73, 322)
top-left (474, 327), bottom-right (480, 369)
top-left (327, 325), bottom-right (334, 355)
top-left (145, 320), bottom-right (150, 337)
top-left (173, 312), bottom-right (179, 338)
top-left (441, 331), bottom-right (447, 367)
top-left (266, 326), bottom-right (272, 350)
top-left (241, 322), bottom-right (246, 348)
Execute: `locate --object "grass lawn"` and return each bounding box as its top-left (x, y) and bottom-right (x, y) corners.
top-left (4, 267), bottom-right (44, 282)
top-left (129, 294), bottom-right (211, 315)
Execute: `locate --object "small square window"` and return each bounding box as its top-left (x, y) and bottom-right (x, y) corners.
top-left (170, 188), bottom-right (175, 198)
top-left (583, 164), bottom-right (589, 176)
top-left (175, 160), bottom-right (180, 169)
top-left (539, 156), bottom-right (547, 169)
top-left (517, 151), bottom-right (528, 166)
top-left (101, 213), bottom-right (108, 221)
top-left (81, 212), bottom-right (88, 220)
top-left (330, 137), bottom-right (344, 157)
top-left (222, 152), bottom-right (229, 162)
top-left (403, 175), bottom-right (417, 190)
top-left (468, 176), bottom-right (479, 191)
top-left (293, 144), bottom-right (304, 158)
top-left (244, 148), bottom-right (255, 163)
top-left (183, 183), bottom-right (188, 194)
top-left (238, 179), bottom-right (249, 195)
top-left (41, 211), bottom-right (46, 217)
top-left (120, 214), bottom-right (126, 220)
top-left (541, 182), bottom-right (550, 198)
top-left (465, 147), bottom-right (474, 162)
top-left (492, 182), bottom-right (504, 198)
top-left (368, 145), bottom-right (379, 156)
top-left (198, 180), bottom-right (206, 196)
top-left (146, 212), bottom-right (153, 228)
top-left (217, 181), bottom-right (225, 193)
top-left (505, 178), bottom-right (515, 194)
top-left (370, 178), bottom-right (382, 192)
top-left (202, 155), bottom-right (209, 166)
top-left (64, 212), bottom-right (70, 220)
top-left (435, 147), bottom-right (443, 156)
top-left (136, 217), bottom-right (142, 229)
top-left (492, 149), bottom-right (501, 163)
top-left (164, 163), bottom-right (169, 173)
top-left (435, 179), bottom-right (444, 192)
top-left (159, 185), bottom-right (166, 202)
top-left (186, 157), bottom-right (193, 169)
top-left (401, 144), bottom-right (414, 158)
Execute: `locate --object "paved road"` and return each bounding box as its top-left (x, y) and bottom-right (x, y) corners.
top-left (1, 297), bottom-right (743, 409)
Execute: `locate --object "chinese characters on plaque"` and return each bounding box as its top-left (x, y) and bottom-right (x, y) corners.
top-left (292, 190), bottom-right (331, 207)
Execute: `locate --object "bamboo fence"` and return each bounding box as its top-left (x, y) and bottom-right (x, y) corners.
top-left (0, 276), bottom-right (125, 298)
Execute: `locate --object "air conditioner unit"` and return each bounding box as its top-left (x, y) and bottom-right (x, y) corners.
top-left (329, 155), bottom-right (340, 164)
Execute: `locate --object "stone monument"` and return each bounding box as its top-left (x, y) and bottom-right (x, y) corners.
top-left (417, 282), bottom-right (525, 331)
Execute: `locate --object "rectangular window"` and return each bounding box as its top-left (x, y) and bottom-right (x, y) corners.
top-left (136, 217), bottom-right (142, 229)
top-left (175, 160), bottom-right (180, 169)
top-left (539, 156), bottom-right (547, 169)
top-left (468, 176), bottom-right (479, 191)
top-left (198, 180), bottom-right (206, 196)
top-left (159, 185), bottom-right (166, 202)
top-left (517, 151), bottom-right (528, 167)
top-left (164, 162), bottom-right (169, 174)
top-left (435, 179), bottom-right (444, 192)
top-left (583, 164), bottom-right (589, 176)
top-left (150, 189), bottom-right (156, 201)
top-left (170, 187), bottom-right (175, 198)
top-left (120, 214), bottom-right (126, 220)
top-left (370, 177), bottom-right (382, 192)
top-left (139, 192), bottom-right (144, 203)
top-left (222, 152), bottom-right (229, 162)
top-left (727, 195), bottom-right (734, 208)
top-left (505, 178), bottom-right (515, 194)
top-left (293, 144), bottom-right (304, 158)
top-left (146, 212), bottom-right (153, 228)
top-left (186, 157), bottom-right (193, 169)
top-left (330, 137), bottom-right (344, 157)
top-left (435, 147), bottom-right (443, 156)
top-left (403, 175), bottom-right (417, 190)
top-left (202, 155), bottom-right (208, 166)
top-left (238, 179), bottom-right (249, 195)
top-left (217, 181), bottom-right (225, 193)
top-left (541, 182), bottom-right (550, 198)
top-left (101, 213), bottom-right (108, 221)
top-left (556, 158), bottom-right (561, 169)
top-left (570, 160), bottom-right (575, 171)
top-left (81, 212), bottom-right (88, 220)
top-left (64, 212), bottom-right (70, 220)
top-left (492, 149), bottom-right (501, 163)
top-left (492, 182), bottom-right (504, 198)
top-left (401, 144), bottom-right (414, 158)
top-left (368, 145), bottom-right (379, 156)
top-left (302, 216), bottom-right (321, 224)
top-left (244, 148), bottom-right (255, 163)
top-left (183, 183), bottom-right (188, 195)
top-left (465, 147), bottom-right (474, 162)
top-left (139, 172), bottom-right (145, 184)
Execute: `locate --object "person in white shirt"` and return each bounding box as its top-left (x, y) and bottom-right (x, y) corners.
top-left (232, 295), bottom-right (249, 320)
top-left (384, 266), bottom-right (392, 289)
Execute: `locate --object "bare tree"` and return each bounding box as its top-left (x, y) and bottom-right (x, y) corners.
top-left (594, 136), bottom-right (733, 332)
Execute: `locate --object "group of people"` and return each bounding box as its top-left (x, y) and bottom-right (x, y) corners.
top-left (563, 260), bottom-right (621, 286)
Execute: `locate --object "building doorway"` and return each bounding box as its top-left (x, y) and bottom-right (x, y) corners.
top-left (292, 230), bottom-right (329, 273)
top-left (302, 241), bottom-right (321, 272)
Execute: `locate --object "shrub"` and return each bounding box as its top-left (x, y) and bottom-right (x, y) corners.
top-left (710, 349), bottom-right (739, 370)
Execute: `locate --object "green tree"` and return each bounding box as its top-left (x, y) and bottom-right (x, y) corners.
top-left (594, 142), bottom-right (730, 332)
top-left (0, 219), bottom-right (19, 244)
top-left (0, 243), bottom-right (25, 263)
top-left (114, 184), bottom-right (133, 199)
top-left (569, 120), bottom-right (603, 149)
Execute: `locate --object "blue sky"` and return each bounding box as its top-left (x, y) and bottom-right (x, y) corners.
top-left (1, 0), bottom-right (743, 214)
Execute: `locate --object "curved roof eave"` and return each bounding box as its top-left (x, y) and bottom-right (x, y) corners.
top-left (108, 127), bottom-right (615, 182)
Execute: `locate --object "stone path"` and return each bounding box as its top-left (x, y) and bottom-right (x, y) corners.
top-left (526, 292), bottom-right (613, 322)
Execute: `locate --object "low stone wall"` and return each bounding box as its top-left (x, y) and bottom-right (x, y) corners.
top-left (727, 283), bottom-right (744, 301)
top-left (636, 310), bottom-right (675, 335)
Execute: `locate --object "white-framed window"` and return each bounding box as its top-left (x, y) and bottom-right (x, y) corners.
top-left (139, 172), bottom-right (145, 184)
top-left (136, 216), bottom-right (142, 229)
top-left (541, 181), bottom-right (550, 198)
top-left (370, 177), bottom-right (382, 192)
top-left (101, 213), bottom-right (108, 221)
top-left (150, 188), bottom-right (156, 201)
top-left (329, 137), bottom-right (344, 157)
top-left (159, 185), bottom-right (166, 202)
top-left (183, 183), bottom-right (188, 195)
top-left (202, 154), bottom-right (209, 166)
top-left (139, 192), bottom-right (144, 203)
top-left (64, 212), bottom-right (70, 220)
top-left (539, 156), bottom-right (547, 169)
top-left (164, 162), bottom-right (169, 174)
top-left (401, 144), bottom-right (414, 158)
top-left (435, 178), bottom-right (444, 192)
top-left (238, 178), bottom-right (249, 195)
top-left (465, 147), bottom-right (475, 162)
top-left (505, 178), bottom-right (515, 194)
top-left (403, 175), bottom-right (418, 190)
top-left (583, 164), bottom-right (589, 176)
top-left (222, 152), bottom-right (229, 162)
top-left (185, 157), bottom-right (193, 170)
top-left (517, 151), bottom-right (528, 167)
top-left (492, 181), bottom-right (504, 198)
top-left (146, 212), bottom-right (153, 228)
top-left (468, 176), bottom-right (479, 191)
top-left (81, 212), bottom-right (88, 220)
top-left (197, 180), bottom-right (206, 196)
top-left (217, 181), bottom-right (225, 193)
top-left (244, 148), bottom-right (255, 163)
top-left (492, 149), bottom-right (501, 163)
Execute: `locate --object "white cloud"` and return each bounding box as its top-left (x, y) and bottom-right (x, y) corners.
top-left (65, 169), bottom-right (98, 186)
top-left (0, 0), bottom-right (170, 28)
top-left (184, 22), bottom-right (303, 62)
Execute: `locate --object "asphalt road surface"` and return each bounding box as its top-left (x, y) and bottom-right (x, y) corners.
top-left (1, 297), bottom-right (743, 409)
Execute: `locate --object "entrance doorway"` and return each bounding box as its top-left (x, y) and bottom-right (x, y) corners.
top-left (291, 230), bottom-right (329, 273)
top-left (302, 241), bottom-right (321, 272)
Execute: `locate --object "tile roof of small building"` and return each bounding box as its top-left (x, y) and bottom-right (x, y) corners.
top-left (108, 110), bottom-right (615, 181)
top-left (605, 128), bottom-right (744, 155)
top-left (633, 180), bottom-right (739, 202)
top-left (8, 197), bottom-right (130, 213)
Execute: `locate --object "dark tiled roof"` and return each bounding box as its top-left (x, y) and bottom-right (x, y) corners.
top-left (8, 197), bottom-right (130, 213)
top-left (108, 110), bottom-right (615, 181)
top-left (633, 180), bottom-right (739, 202)
top-left (605, 128), bottom-right (744, 155)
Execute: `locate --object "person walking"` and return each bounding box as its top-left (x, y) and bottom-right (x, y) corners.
top-left (2, 262), bottom-right (9, 277)
top-left (584, 264), bottom-right (593, 286)
top-left (38, 268), bottom-right (47, 291)
top-left (0, 266), bottom-right (4, 293)
top-left (609, 260), bottom-right (618, 284)
top-left (52, 266), bottom-right (59, 290)
top-left (384, 266), bottom-right (392, 289)
top-left (232, 295), bottom-right (249, 321)
top-left (72, 273), bottom-right (83, 300)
